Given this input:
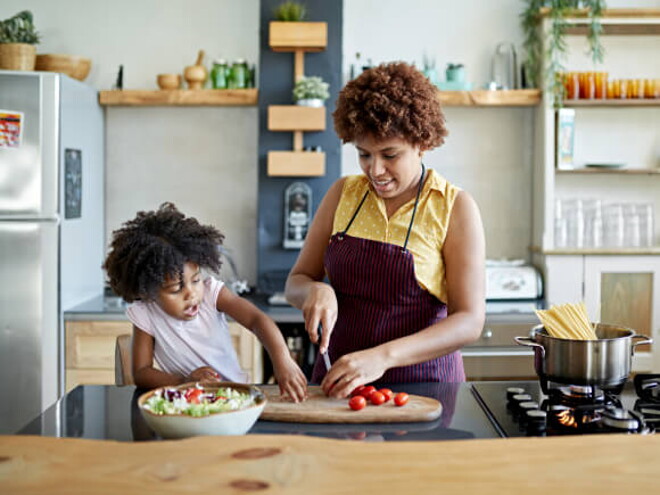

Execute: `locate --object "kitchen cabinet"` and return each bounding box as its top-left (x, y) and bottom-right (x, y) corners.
top-left (65, 320), bottom-right (263, 391)
top-left (266, 21), bottom-right (328, 177)
top-left (531, 9), bottom-right (660, 372)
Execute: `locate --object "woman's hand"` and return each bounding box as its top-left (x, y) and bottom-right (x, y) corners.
top-left (320, 348), bottom-right (388, 398)
top-left (271, 354), bottom-right (308, 403)
top-left (302, 283), bottom-right (338, 354)
top-left (187, 366), bottom-right (222, 383)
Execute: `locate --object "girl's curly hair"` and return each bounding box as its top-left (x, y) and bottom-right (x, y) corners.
top-left (333, 61), bottom-right (448, 150)
top-left (103, 203), bottom-right (224, 302)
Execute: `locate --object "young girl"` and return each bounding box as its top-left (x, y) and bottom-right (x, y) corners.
top-left (103, 202), bottom-right (307, 402)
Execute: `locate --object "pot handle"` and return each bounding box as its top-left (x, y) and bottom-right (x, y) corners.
top-left (631, 334), bottom-right (653, 353)
top-left (514, 336), bottom-right (545, 358)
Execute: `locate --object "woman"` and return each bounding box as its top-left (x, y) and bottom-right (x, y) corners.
top-left (285, 62), bottom-right (485, 398)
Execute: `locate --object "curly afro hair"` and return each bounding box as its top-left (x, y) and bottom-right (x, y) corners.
top-left (102, 203), bottom-right (224, 302)
top-left (333, 61), bottom-right (448, 150)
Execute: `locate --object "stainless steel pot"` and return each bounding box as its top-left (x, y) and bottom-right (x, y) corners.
top-left (515, 323), bottom-right (652, 390)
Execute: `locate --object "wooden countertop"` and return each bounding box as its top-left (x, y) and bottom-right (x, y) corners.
top-left (1, 434), bottom-right (657, 493)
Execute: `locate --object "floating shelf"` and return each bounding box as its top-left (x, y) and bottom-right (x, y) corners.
top-left (268, 105), bottom-right (326, 131)
top-left (536, 247), bottom-right (660, 256)
top-left (562, 99), bottom-right (660, 108)
top-left (437, 89), bottom-right (541, 107)
top-left (557, 168), bottom-right (660, 175)
top-left (269, 21), bottom-right (327, 52)
top-left (267, 151), bottom-right (325, 177)
top-left (98, 89), bottom-right (258, 106)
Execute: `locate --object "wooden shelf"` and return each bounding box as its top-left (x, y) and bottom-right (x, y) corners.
top-left (268, 105), bottom-right (326, 131)
top-left (535, 247), bottom-right (660, 256)
top-left (98, 89), bottom-right (258, 106)
top-left (563, 99), bottom-right (660, 108)
top-left (267, 151), bottom-right (325, 177)
top-left (557, 168), bottom-right (660, 175)
top-left (269, 21), bottom-right (327, 52)
top-left (539, 8), bottom-right (660, 19)
top-left (437, 89), bottom-right (541, 107)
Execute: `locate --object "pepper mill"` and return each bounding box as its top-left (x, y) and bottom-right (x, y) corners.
top-left (184, 50), bottom-right (207, 90)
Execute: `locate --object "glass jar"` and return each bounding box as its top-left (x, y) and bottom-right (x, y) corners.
top-left (210, 59), bottom-right (228, 89)
top-left (228, 58), bottom-right (248, 89)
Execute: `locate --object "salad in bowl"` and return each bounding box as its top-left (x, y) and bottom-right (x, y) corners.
top-left (138, 382), bottom-right (266, 439)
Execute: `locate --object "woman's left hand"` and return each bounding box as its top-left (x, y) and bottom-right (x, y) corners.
top-left (320, 348), bottom-right (387, 398)
top-left (272, 354), bottom-right (308, 403)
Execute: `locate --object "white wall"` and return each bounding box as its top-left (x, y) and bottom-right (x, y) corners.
top-left (1, 0), bottom-right (260, 284)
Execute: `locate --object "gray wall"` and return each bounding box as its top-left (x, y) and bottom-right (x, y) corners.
top-left (257, 0), bottom-right (342, 292)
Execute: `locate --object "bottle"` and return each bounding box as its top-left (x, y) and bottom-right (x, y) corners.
top-left (210, 59), bottom-right (228, 89)
top-left (229, 58), bottom-right (247, 89)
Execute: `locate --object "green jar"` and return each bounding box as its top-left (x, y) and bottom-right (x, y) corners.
top-left (229, 58), bottom-right (247, 89)
top-left (211, 59), bottom-right (228, 89)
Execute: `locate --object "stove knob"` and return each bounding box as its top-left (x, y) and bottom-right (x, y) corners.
top-left (506, 387), bottom-right (526, 402)
top-left (526, 410), bottom-right (548, 435)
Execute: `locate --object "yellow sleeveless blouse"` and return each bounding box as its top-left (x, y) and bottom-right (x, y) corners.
top-left (331, 169), bottom-right (460, 303)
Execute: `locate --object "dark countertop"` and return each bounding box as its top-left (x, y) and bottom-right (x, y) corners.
top-left (17, 382), bottom-right (500, 442)
top-left (64, 293), bottom-right (544, 324)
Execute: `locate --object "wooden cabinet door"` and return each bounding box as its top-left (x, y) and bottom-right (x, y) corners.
top-left (584, 255), bottom-right (660, 372)
top-left (227, 322), bottom-right (264, 384)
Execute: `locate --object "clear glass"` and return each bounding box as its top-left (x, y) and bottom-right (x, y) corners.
top-left (563, 198), bottom-right (584, 248)
top-left (636, 203), bottom-right (655, 247)
top-left (603, 203), bottom-right (624, 248)
top-left (583, 198), bottom-right (603, 248)
top-left (622, 203), bottom-right (641, 248)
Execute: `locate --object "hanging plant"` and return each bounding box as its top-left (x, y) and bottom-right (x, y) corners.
top-left (521, 0), bottom-right (605, 104)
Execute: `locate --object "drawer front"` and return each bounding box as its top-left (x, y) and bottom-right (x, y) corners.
top-left (66, 321), bottom-right (133, 369)
top-left (468, 321), bottom-right (536, 348)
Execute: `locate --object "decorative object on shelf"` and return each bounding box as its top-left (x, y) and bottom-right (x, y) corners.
top-left (422, 53), bottom-right (439, 87)
top-left (157, 73), bottom-right (182, 90)
top-left (490, 42), bottom-right (518, 90)
top-left (35, 54), bottom-right (91, 81)
top-left (211, 59), bottom-right (229, 89)
top-left (283, 182), bottom-right (312, 249)
top-left (293, 75), bottom-right (329, 107)
top-left (520, 0), bottom-right (605, 102)
top-left (438, 63), bottom-right (472, 91)
top-left (183, 50), bottom-right (207, 90)
top-left (273, 1), bottom-right (307, 21)
top-left (555, 108), bottom-right (575, 170)
top-left (0, 10), bottom-right (40, 70)
top-left (113, 65), bottom-right (124, 90)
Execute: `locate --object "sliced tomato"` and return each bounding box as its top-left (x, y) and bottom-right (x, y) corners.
top-left (185, 388), bottom-right (203, 404)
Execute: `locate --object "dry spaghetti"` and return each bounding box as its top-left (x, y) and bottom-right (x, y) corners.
top-left (534, 302), bottom-right (598, 340)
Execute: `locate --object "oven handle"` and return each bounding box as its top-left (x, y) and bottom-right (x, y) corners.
top-left (514, 336), bottom-right (545, 358)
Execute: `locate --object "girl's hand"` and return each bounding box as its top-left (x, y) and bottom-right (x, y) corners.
top-left (302, 283), bottom-right (338, 354)
top-left (320, 348), bottom-right (387, 398)
top-left (187, 366), bottom-right (222, 383)
top-left (272, 354), bottom-right (308, 403)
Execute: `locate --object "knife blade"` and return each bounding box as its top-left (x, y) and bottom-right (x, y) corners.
top-left (318, 324), bottom-right (332, 371)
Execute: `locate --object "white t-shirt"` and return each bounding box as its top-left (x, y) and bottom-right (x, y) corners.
top-left (126, 277), bottom-right (247, 383)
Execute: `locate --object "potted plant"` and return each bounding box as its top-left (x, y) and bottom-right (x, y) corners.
top-left (520, 0), bottom-right (605, 103)
top-left (273, 1), bottom-right (307, 22)
top-left (0, 10), bottom-right (40, 71)
top-left (293, 76), bottom-right (329, 107)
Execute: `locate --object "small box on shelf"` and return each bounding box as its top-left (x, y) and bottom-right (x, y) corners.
top-left (269, 21), bottom-right (327, 52)
top-left (555, 108), bottom-right (576, 170)
top-left (268, 105), bottom-right (326, 132)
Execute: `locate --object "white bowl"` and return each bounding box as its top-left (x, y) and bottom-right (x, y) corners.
top-left (138, 382), bottom-right (266, 439)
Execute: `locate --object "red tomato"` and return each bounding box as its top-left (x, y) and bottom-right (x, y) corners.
top-left (370, 391), bottom-right (386, 406)
top-left (185, 388), bottom-right (203, 404)
top-left (350, 386), bottom-right (366, 397)
top-left (378, 388), bottom-right (393, 402)
top-left (394, 392), bottom-right (409, 407)
top-left (348, 395), bottom-right (367, 411)
top-left (360, 385), bottom-right (376, 399)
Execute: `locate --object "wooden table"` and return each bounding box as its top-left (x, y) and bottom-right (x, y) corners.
top-left (0, 433), bottom-right (657, 494)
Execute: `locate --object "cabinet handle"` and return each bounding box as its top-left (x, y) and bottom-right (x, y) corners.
top-left (483, 328), bottom-right (493, 339)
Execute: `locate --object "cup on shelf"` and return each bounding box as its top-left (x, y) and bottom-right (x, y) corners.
top-left (562, 198), bottom-right (584, 248)
top-left (594, 72), bottom-right (608, 99)
top-left (603, 203), bottom-right (624, 248)
top-left (637, 203), bottom-right (655, 247)
top-left (583, 199), bottom-right (603, 248)
top-left (622, 203), bottom-right (641, 248)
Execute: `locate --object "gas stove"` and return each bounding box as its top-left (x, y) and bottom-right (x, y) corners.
top-left (471, 375), bottom-right (660, 437)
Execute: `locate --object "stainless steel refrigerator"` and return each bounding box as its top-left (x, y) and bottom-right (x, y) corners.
top-left (0, 71), bottom-right (104, 434)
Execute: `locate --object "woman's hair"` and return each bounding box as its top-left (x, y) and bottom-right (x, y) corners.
top-left (333, 61), bottom-right (448, 150)
top-left (103, 202), bottom-right (224, 302)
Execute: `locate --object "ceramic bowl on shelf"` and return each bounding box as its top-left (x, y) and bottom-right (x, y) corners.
top-left (35, 54), bottom-right (92, 81)
top-left (138, 381), bottom-right (266, 439)
top-left (157, 73), bottom-right (182, 90)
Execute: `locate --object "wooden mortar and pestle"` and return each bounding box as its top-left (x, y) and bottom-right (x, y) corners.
top-left (184, 50), bottom-right (207, 90)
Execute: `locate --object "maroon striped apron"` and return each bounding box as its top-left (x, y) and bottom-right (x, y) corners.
top-left (311, 165), bottom-right (465, 384)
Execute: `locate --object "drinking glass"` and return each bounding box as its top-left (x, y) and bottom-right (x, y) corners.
top-left (603, 203), bottom-right (624, 248)
top-left (637, 203), bottom-right (655, 247)
top-left (622, 203), bottom-right (641, 248)
top-left (563, 198), bottom-right (584, 248)
top-left (583, 199), bottom-right (603, 248)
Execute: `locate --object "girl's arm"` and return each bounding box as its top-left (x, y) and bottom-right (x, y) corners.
top-left (321, 190), bottom-right (486, 397)
top-left (217, 288), bottom-right (307, 402)
top-left (132, 326), bottom-right (219, 388)
top-left (285, 178), bottom-right (345, 353)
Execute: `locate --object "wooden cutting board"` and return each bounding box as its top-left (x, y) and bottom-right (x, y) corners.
top-left (259, 385), bottom-right (442, 423)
